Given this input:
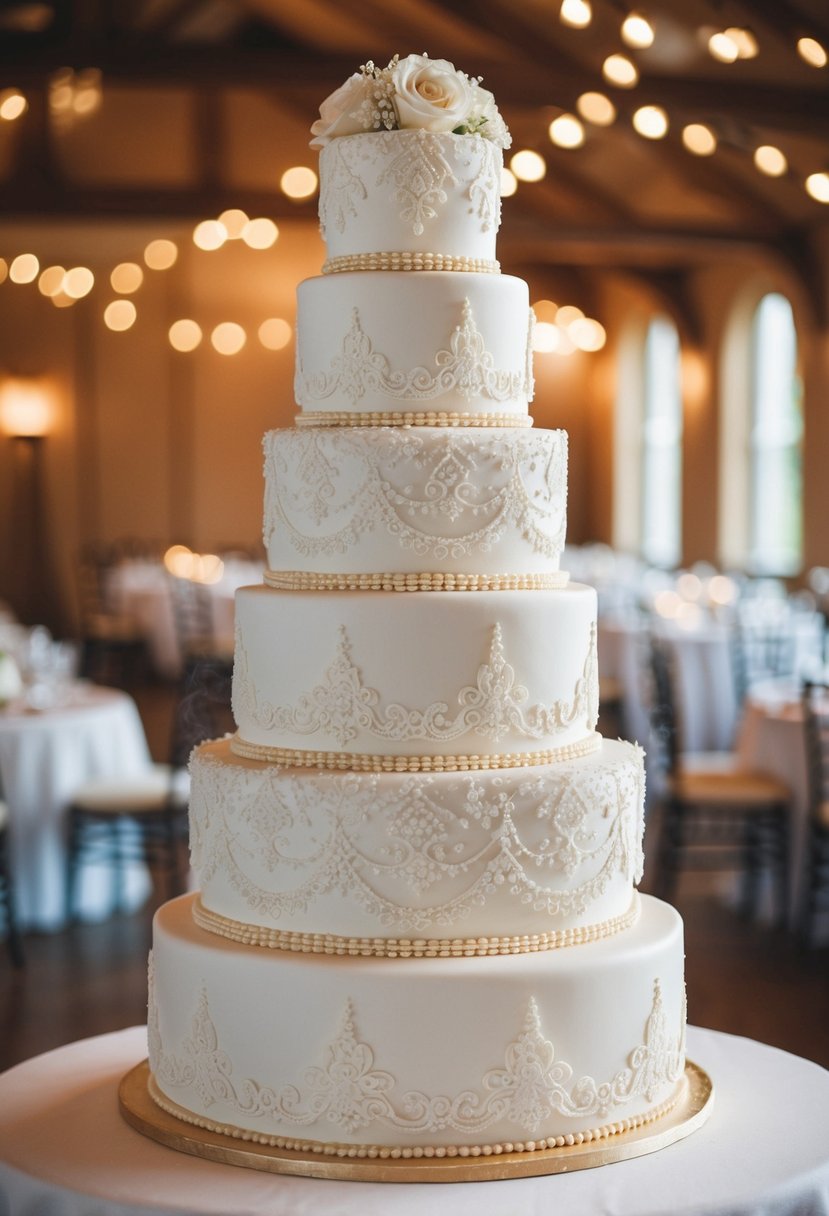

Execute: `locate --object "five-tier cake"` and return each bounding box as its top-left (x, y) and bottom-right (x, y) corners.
top-left (143, 54), bottom-right (689, 1173)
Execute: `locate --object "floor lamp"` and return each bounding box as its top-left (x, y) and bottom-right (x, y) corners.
top-left (0, 378), bottom-right (62, 635)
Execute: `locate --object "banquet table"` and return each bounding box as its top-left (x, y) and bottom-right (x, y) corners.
top-left (598, 615), bottom-right (739, 753)
top-left (736, 677), bottom-right (813, 927)
top-left (0, 683), bottom-right (152, 931)
top-left (1, 1025), bottom-right (828, 1216)
top-left (106, 560), bottom-right (261, 678)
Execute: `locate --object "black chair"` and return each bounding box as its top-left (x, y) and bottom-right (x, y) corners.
top-left (649, 637), bottom-right (791, 922)
top-left (0, 796), bottom-right (24, 967)
top-left (65, 673), bottom-right (222, 919)
top-left (799, 679), bottom-right (829, 947)
top-left (730, 611), bottom-right (797, 712)
top-left (167, 572), bottom-right (234, 689)
top-left (77, 542), bottom-right (148, 686)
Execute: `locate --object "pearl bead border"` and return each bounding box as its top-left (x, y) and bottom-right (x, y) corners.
top-left (295, 410), bottom-right (533, 429)
top-left (322, 252), bottom-right (501, 275)
top-left (191, 894), bottom-right (640, 958)
top-left (147, 1072), bottom-right (684, 1160)
top-left (263, 570), bottom-right (571, 592)
top-left (228, 731), bottom-right (602, 771)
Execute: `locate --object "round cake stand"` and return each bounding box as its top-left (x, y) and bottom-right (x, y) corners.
top-left (119, 1059), bottom-right (713, 1184)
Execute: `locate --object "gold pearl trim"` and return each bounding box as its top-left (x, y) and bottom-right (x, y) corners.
top-left (322, 252), bottom-right (501, 275)
top-left (263, 570), bottom-right (571, 592)
top-left (148, 1072), bottom-right (684, 1159)
top-left (295, 410), bottom-right (532, 429)
top-left (228, 732), bottom-right (602, 772)
top-left (192, 894), bottom-right (639, 957)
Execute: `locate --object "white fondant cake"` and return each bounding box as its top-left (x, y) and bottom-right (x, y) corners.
top-left (146, 53), bottom-right (688, 1167)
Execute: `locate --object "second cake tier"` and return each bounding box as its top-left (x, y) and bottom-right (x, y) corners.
top-left (231, 584), bottom-right (599, 766)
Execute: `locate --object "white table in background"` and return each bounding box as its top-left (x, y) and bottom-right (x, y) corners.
top-left (599, 616), bottom-right (738, 752)
top-left (106, 561), bottom-right (260, 678)
top-left (0, 683), bottom-right (152, 931)
top-left (1, 1025), bottom-right (828, 1216)
top-left (737, 677), bottom-right (812, 926)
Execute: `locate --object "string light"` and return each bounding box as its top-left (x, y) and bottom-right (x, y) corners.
top-left (708, 32), bottom-right (739, 63)
top-left (621, 13), bottom-right (654, 49)
top-left (577, 92), bottom-right (616, 126)
top-left (217, 209), bottom-right (249, 239)
top-left (211, 322), bottom-right (246, 355)
top-left (531, 301), bottom-right (605, 356)
top-left (754, 145), bottom-right (787, 177)
top-left (633, 105), bottom-right (668, 139)
top-left (805, 172), bottom-right (829, 203)
top-left (104, 300), bottom-right (137, 331)
top-left (548, 113), bottom-right (585, 148)
top-left (724, 28), bottom-right (758, 59)
top-left (258, 318), bottom-right (292, 350)
top-left (169, 320), bottom-right (202, 352)
top-left (242, 218), bottom-right (278, 249)
top-left (9, 254), bottom-right (39, 284)
top-left (111, 263), bottom-right (144, 293)
top-left (510, 149), bottom-right (546, 181)
top-left (682, 123), bottom-right (717, 155)
top-left (193, 220), bottom-right (227, 251)
top-left (0, 89), bottom-right (27, 121)
top-left (560, 0), bottom-right (591, 28)
top-left (38, 266), bottom-right (66, 297)
top-left (533, 322), bottom-right (560, 353)
top-left (603, 54), bottom-right (639, 87)
top-left (797, 37), bottom-right (827, 68)
top-left (144, 239), bottom-right (178, 270)
top-left (280, 167), bottom-right (318, 199)
top-left (63, 267), bottom-right (94, 299)
top-left (500, 167), bottom-right (518, 196)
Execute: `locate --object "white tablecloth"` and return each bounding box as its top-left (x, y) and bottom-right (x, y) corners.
top-left (106, 561), bottom-right (260, 678)
top-left (599, 617), bottom-right (738, 752)
top-left (0, 684), bottom-right (152, 931)
top-left (1, 1026), bottom-right (828, 1216)
top-left (737, 678), bottom-right (811, 925)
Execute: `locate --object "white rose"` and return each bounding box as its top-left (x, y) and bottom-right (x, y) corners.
top-left (310, 73), bottom-right (373, 148)
top-left (392, 54), bottom-right (474, 133)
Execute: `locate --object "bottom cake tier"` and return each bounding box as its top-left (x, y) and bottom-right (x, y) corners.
top-left (148, 893), bottom-right (686, 1156)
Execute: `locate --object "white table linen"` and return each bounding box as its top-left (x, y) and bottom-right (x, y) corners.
top-left (599, 616), bottom-right (739, 752)
top-left (0, 684), bottom-right (152, 931)
top-left (1, 1026), bottom-right (828, 1216)
top-left (737, 678), bottom-right (812, 925)
top-left (106, 561), bottom-right (260, 678)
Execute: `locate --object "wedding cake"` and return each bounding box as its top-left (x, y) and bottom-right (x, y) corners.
top-left (145, 55), bottom-right (688, 1170)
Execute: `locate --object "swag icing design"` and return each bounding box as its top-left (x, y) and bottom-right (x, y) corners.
top-left (295, 299), bottom-right (532, 408)
top-left (232, 620), bottom-right (599, 748)
top-left (319, 128), bottom-right (502, 240)
top-left (189, 748), bottom-right (645, 931)
top-left (263, 428), bottom-right (567, 562)
top-left (149, 977), bottom-right (684, 1137)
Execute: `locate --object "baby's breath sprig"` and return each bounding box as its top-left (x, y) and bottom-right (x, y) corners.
top-left (353, 54), bottom-right (399, 131)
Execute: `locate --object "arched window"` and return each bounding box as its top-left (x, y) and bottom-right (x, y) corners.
top-left (747, 293), bottom-right (802, 574)
top-left (640, 315), bottom-right (682, 567)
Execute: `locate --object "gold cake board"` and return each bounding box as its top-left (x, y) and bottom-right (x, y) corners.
top-left (119, 1060), bottom-right (713, 1184)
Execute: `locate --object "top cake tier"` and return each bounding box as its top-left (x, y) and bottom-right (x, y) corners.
top-left (318, 130), bottom-right (502, 265)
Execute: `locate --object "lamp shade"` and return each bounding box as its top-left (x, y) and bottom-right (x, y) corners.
top-left (0, 378), bottom-right (54, 437)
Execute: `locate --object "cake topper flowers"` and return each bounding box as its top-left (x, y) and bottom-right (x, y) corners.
top-left (310, 53), bottom-right (511, 150)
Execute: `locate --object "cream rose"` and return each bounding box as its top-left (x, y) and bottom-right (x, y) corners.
top-left (392, 54), bottom-right (474, 133)
top-left (466, 84), bottom-right (512, 149)
top-left (310, 73), bottom-right (373, 148)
